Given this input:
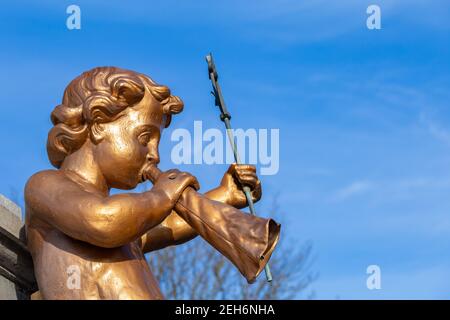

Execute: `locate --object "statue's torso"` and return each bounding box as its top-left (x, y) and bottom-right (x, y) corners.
top-left (26, 212), bottom-right (163, 300)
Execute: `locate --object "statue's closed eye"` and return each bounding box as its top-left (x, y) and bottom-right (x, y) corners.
top-left (138, 132), bottom-right (151, 146)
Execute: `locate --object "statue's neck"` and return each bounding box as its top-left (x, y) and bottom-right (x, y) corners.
top-left (60, 142), bottom-right (110, 196)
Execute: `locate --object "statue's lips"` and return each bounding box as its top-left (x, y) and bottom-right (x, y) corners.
top-left (138, 164), bottom-right (150, 183)
top-left (139, 163), bottom-right (160, 183)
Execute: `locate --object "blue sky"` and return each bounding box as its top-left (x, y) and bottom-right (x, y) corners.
top-left (0, 0), bottom-right (449, 299)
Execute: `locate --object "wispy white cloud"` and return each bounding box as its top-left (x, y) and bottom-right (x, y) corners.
top-left (24, 0), bottom-right (448, 47)
top-left (329, 176), bottom-right (450, 203)
top-left (331, 180), bottom-right (373, 201)
top-left (420, 112), bottom-right (450, 146)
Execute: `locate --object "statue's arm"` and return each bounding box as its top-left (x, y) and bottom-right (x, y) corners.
top-left (141, 186), bottom-right (228, 253)
top-left (25, 170), bottom-right (194, 248)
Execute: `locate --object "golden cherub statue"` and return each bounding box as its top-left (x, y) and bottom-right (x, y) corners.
top-left (24, 67), bottom-right (280, 299)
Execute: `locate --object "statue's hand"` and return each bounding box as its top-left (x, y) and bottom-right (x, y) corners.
top-left (149, 167), bottom-right (200, 206)
top-left (220, 163), bottom-right (262, 209)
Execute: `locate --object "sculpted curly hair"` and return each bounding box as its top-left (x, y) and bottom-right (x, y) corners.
top-left (47, 66), bottom-right (184, 168)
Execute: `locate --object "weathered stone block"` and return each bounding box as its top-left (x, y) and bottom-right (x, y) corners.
top-left (0, 194), bottom-right (37, 300)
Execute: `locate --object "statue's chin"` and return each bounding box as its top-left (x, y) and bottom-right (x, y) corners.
top-left (109, 179), bottom-right (138, 190)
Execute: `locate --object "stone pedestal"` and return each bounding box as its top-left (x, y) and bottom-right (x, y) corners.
top-left (0, 194), bottom-right (37, 300)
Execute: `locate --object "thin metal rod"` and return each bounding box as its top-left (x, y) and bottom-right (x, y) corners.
top-left (207, 54), bottom-right (273, 282)
top-left (223, 118), bottom-right (273, 282)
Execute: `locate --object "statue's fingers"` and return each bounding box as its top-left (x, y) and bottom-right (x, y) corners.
top-left (251, 180), bottom-right (262, 201)
top-left (190, 177), bottom-right (200, 191)
top-left (235, 164), bottom-right (256, 173)
top-left (236, 170), bottom-right (258, 184)
top-left (237, 174), bottom-right (258, 189)
top-left (178, 172), bottom-right (200, 191)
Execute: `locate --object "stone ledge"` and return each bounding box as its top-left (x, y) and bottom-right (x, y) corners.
top-left (0, 194), bottom-right (37, 300)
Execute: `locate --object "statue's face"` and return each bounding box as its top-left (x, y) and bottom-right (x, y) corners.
top-left (93, 87), bottom-right (166, 189)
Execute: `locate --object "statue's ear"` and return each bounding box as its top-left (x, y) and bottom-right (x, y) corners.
top-left (90, 122), bottom-right (105, 144)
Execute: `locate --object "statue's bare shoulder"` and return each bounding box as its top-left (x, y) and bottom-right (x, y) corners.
top-left (26, 170), bottom-right (64, 212)
top-left (25, 169), bottom-right (97, 215)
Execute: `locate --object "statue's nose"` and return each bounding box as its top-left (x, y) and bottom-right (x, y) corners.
top-left (146, 151), bottom-right (160, 165)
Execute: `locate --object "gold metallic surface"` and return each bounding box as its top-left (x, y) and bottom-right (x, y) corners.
top-left (24, 67), bottom-right (280, 300)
